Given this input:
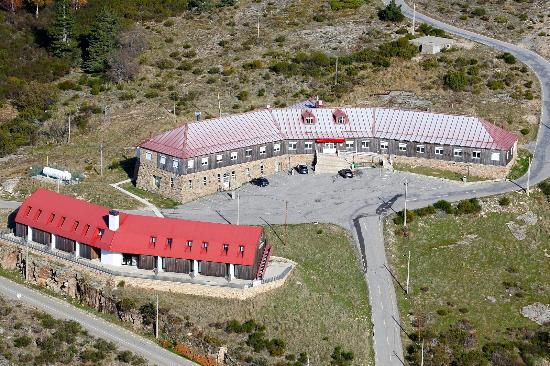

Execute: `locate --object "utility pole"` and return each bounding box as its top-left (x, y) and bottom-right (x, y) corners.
top-left (404, 180), bottom-right (409, 227)
top-left (334, 56), bottom-right (339, 86)
top-left (100, 143), bottom-right (104, 177)
top-left (420, 340), bottom-right (424, 366)
top-left (412, 2), bottom-right (416, 35)
top-left (256, 13), bottom-right (260, 41)
top-left (284, 200), bottom-right (288, 246)
top-left (155, 294), bottom-right (159, 339)
top-left (218, 92), bottom-right (222, 118)
top-left (67, 114), bottom-right (71, 144)
top-left (406, 250), bottom-right (411, 294)
top-left (526, 157), bottom-right (531, 196)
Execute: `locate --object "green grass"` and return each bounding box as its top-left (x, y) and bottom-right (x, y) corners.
top-left (119, 224), bottom-right (373, 365)
top-left (507, 148), bottom-right (533, 180)
top-left (121, 182), bottom-right (180, 209)
top-left (386, 192), bottom-right (550, 343)
top-left (393, 162), bottom-right (488, 182)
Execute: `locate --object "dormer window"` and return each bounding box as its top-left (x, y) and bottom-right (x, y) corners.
top-left (34, 209), bottom-right (43, 220)
top-left (25, 206), bottom-right (32, 216)
top-left (301, 110), bottom-right (316, 125)
top-left (48, 213), bottom-right (55, 223)
top-left (72, 221), bottom-right (79, 231)
top-left (150, 236), bottom-right (157, 246)
top-left (203, 241), bottom-right (208, 250)
top-left (167, 238), bottom-right (173, 247)
top-left (187, 240), bottom-right (193, 248)
top-left (337, 116), bottom-right (345, 124)
top-left (98, 228), bottom-right (105, 237)
top-left (84, 224), bottom-right (91, 236)
top-left (59, 217), bottom-right (66, 227)
top-left (333, 109), bottom-right (348, 124)
top-left (239, 245), bottom-right (245, 255)
top-left (223, 243), bottom-right (229, 253)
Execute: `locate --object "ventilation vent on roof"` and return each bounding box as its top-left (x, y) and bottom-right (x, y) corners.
top-left (25, 206), bottom-right (32, 216)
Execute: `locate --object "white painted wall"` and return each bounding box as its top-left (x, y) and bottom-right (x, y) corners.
top-left (100, 249), bottom-right (123, 266)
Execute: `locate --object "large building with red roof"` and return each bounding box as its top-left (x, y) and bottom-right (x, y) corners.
top-left (136, 101), bottom-right (518, 202)
top-left (14, 188), bottom-right (272, 280)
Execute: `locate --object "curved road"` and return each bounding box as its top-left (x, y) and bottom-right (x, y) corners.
top-left (0, 276), bottom-right (195, 366)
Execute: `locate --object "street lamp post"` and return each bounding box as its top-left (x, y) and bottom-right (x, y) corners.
top-left (404, 180), bottom-right (409, 227)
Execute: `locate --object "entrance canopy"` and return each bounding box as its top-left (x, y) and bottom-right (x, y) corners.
top-left (315, 138), bottom-right (345, 143)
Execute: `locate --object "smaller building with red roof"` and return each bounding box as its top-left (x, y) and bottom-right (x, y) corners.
top-left (14, 188), bottom-right (272, 281)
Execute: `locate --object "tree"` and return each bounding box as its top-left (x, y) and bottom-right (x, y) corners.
top-left (71, 0), bottom-right (86, 10)
top-left (83, 7), bottom-right (120, 73)
top-left (28, 0), bottom-right (53, 18)
top-left (0, 0), bottom-right (23, 12)
top-left (107, 27), bottom-right (148, 82)
top-left (49, 0), bottom-right (79, 60)
top-left (378, 0), bottom-right (404, 22)
top-left (444, 71), bottom-right (468, 92)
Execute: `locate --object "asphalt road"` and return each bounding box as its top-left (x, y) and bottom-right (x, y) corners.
top-left (0, 276), bottom-right (196, 366)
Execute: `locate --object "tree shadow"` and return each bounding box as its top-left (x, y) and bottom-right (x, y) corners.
top-left (117, 156), bottom-right (138, 181)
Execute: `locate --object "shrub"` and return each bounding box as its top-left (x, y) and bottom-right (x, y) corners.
top-left (444, 71), bottom-right (468, 91)
top-left (455, 198), bottom-right (481, 215)
top-left (434, 200), bottom-right (453, 214)
top-left (225, 320), bottom-right (242, 333)
top-left (119, 92), bottom-right (135, 101)
top-left (163, 19), bottom-right (175, 27)
top-left (472, 8), bottom-right (486, 16)
top-left (378, 0), bottom-right (404, 22)
top-left (331, 346), bottom-right (354, 366)
top-left (237, 90), bottom-right (250, 101)
top-left (243, 60), bottom-right (263, 70)
top-left (241, 319), bottom-right (257, 333)
top-left (393, 209), bottom-right (416, 225)
top-left (498, 52), bottom-right (516, 64)
top-left (498, 196), bottom-right (510, 206)
top-left (117, 350), bottom-right (133, 362)
top-left (267, 338), bottom-right (286, 356)
top-left (487, 79), bottom-right (505, 90)
top-left (58, 80), bottom-right (79, 91)
top-left (436, 309), bottom-right (448, 316)
top-left (329, 0), bottom-right (363, 11)
top-left (13, 336), bottom-right (32, 347)
top-left (157, 59), bottom-right (175, 70)
top-left (177, 61), bottom-right (193, 71)
top-left (144, 90), bottom-right (159, 98)
top-left (537, 179), bottom-right (550, 200)
top-left (520, 128), bottom-right (530, 136)
top-left (247, 332), bottom-right (267, 352)
top-left (414, 205), bottom-right (436, 217)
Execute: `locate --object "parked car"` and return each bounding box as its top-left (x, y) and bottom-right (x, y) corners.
top-left (296, 164), bottom-right (309, 174)
top-left (251, 177), bottom-right (269, 187)
top-left (338, 169), bottom-right (353, 178)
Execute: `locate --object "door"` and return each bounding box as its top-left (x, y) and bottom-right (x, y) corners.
top-left (222, 172), bottom-right (230, 190)
top-left (323, 142), bottom-right (336, 154)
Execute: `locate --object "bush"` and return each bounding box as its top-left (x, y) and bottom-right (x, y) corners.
top-left (434, 200), bottom-right (453, 214)
top-left (520, 128), bottom-right (530, 136)
top-left (329, 0), bottom-right (363, 11)
top-left (267, 338), bottom-right (286, 356)
top-left (58, 80), bottom-right (79, 91)
top-left (498, 196), bottom-right (510, 206)
top-left (444, 71), bottom-right (468, 91)
top-left (157, 59), bottom-right (175, 70)
top-left (414, 205), bottom-right (436, 217)
top-left (243, 60), bottom-right (263, 70)
top-left (225, 320), bottom-right (242, 333)
top-left (487, 79), bottom-right (505, 90)
top-left (455, 198), bottom-right (481, 215)
top-left (247, 332), bottom-right (267, 352)
top-left (378, 0), bottom-right (404, 22)
top-left (472, 7), bottom-right (486, 16)
top-left (13, 336), bottom-right (32, 347)
top-left (498, 52), bottom-right (516, 64)
top-left (331, 346), bottom-right (354, 366)
top-left (237, 90), bottom-right (250, 101)
top-left (163, 20), bottom-right (175, 27)
top-left (538, 179), bottom-right (550, 200)
top-left (393, 209), bottom-right (416, 225)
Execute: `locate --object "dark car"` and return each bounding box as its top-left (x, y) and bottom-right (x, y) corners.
top-left (296, 165), bottom-right (309, 174)
top-left (338, 169), bottom-right (353, 178)
top-left (251, 177), bottom-right (269, 187)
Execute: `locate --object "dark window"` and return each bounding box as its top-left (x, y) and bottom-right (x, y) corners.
top-left (84, 225), bottom-right (91, 236)
top-left (203, 242), bottom-right (208, 250)
top-left (98, 228), bottom-right (105, 237)
top-left (167, 238), bottom-right (173, 247)
top-left (150, 236), bottom-right (157, 246)
top-left (72, 221), bottom-right (79, 231)
top-left (187, 240), bottom-right (193, 248)
top-left (25, 206), bottom-right (32, 216)
top-left (59, 217), bottom-right (66, 227)
top-left (48, 213), bottom-right (55, 223)
top-left (223, 244), bottom-right (229, 253)
top-left (35, 209), bottom-right (42, 219)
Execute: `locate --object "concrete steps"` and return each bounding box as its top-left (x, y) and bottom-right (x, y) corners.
top-left (314, 154), bottom-right (351, 173)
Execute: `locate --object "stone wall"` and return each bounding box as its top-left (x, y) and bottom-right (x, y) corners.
top-left (137, 149), bottom-right (314, 203)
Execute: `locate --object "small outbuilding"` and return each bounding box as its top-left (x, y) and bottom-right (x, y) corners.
top-left (410, 36), bottom-right (456, 54)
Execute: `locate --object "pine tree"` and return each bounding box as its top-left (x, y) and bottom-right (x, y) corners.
top-left (83, 7), bottom-right (120, 73)
top-left (49, 0), bottom-right (79, 60)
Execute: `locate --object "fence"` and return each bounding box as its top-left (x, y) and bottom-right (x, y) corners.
top-left (0, 231), bottom-right (250, 289)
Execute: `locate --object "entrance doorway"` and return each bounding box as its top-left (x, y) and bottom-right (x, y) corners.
top-left (323, 142), bottom-right (337, 154)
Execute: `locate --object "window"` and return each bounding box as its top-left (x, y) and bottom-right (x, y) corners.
top-left (25, 206), bottom-right (32, 216)
top-left (223, 243), bottom-right (229, 253)
top-left (84, 224), bottom-right (90, 236)
top-left (305, 116), bottom-right (314, 124)
top-left (273, 144), bottom-right (280, 153)
top-left (160, 155), bottom-right (166, 165)
top-left (239, 245), bottom-right (245, 255)
top-left (98, 228), bottom-right (104, 237)
top-left (170, 177), bottom-right (174, 188)
top-left (472, 151), bottom-right (481, 159)
top-left (72, 221), bottom-right (79, 231)
top-left (172, 160), bottom-right (179, 169)
top-left (336, 116), bottom-right (345, 124)
top-left (187, 240), bottom-right (193, 248)
top-left (231, 171), bottom-right (236, 180)
top-left (380, 141), bottom-right (388, 150)
top-left (153, 175), bottom-right (161, 188)
top-left (304, 142), bottom-right (313, 150)
top-left (245, 168), bottom-right (250, 177)
top-left (202, 242), bottom-right (208, 250)
top-left (491, 152), bottom-right (500, 161)
top-left (187, 160), bottom-right (194, 169)
top-left (48, 213), bottom-right (55, 223)
top-left (203, 176), bottom-right (207, 186)
top-left (362, 140), bottom-right (370, 149)
top-left (150, 236), bottom-right (157, 246)
top-left (34, 209), bottom-right (42, 219)
top-left (416, 145), bottom-right (425, 154)
top-left (188, 180), bottom-right (193, 189)
top-left (167, 238), bottom-right (173, 247)
top-left (435, 147), bottom-right (444, 155)
top-left (60, 217), bottom-right (66, 227)
top-left (259, 146), bottom-right (266, 155)
top-left (217, 173), bottom-right (221, 182)
top-left (399, 143), bottom-right (407, 152)
top-left (231, 152), bottom-right (238, 161)
top-left (145, 152), bottom-right (152, 160)
top-left (454, 149), bottom-right (463, 157)
top-left (288, 141), bottom-right (297, 150)
top-left (216, 154), bottom-right (223, 163)
top-left (346, 140), bottom-right (354, 149)
top-left (260, 165), bottom-right (264, 174)
top-left (245, 149), bottom-right (252, 158)
top-left (201, 157), bottom-right (209, 166)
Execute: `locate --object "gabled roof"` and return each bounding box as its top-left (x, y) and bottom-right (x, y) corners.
top-left (15, 189), bottom-right (263, 266)
top-left (139, 104), bottom-right (517, 158)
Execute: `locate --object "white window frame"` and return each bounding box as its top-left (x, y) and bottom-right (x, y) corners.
top-left (472, 151), bottom-right (481, 159)
top-left (231, 152), bottom-right (238, 161)
top-left (259, 146), bottom-right (266, 155)
top-left (201, 157), bottom-right (209, 166)
top-left (454, 149), bottom-right (463, 157)
top-left (187, 160), bottom-right (194, 169)
top-left (304, 142), bottom-right (313, 150)
top-left (416, 145), bottom-right (425, 154)
top-left (491, 152), bottom-right (500, 161)
top-left (305, 116), bottom-right (314, 124)
top-left (145, 152), bottom-right (152, 161)
top-left (361, 140), bottom-right (370, 149)
top-left (345, 140), bottom-right (354, 149)
top-left (172, 159), bottom-right (179, 169)
top-left (336, 116), bottom-right (345, 124)
top-left (216, 154), bottom-right (223, 163)
top-left (273, 143), bottom-right (280, 153)
top-left (399, 143), bottom-right (407, 152)
top-left (245, 149), bottom-right (252, 158)
top-left (435, 147), bottom-right (444, 155)
top-left (203, 176), bottom-right (207, 186)
top-left (160, 155), bottom-right (166, 164)
top-left (380, 141), bottom-right (388, 150)
top-left (288, 141), bottom-right (297, 150)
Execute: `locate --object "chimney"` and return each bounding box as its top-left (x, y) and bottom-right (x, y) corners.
top-left (194, 111), bottom-right (202, 121)
top-left (315, 99), bottom-right (324, 108)
top-left (108, 209), bottom-right (120, 231)
top-left (266, 104), bottom-right (271, 109)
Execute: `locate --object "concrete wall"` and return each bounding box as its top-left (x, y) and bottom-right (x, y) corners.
top-left (100, 249), bottom-right (123, 266)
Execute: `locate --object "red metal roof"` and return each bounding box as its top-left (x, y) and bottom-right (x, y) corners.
top-left (15, 189), bottom-right (263, 266)
top-left (140, 105), bottom-right (518, 158)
